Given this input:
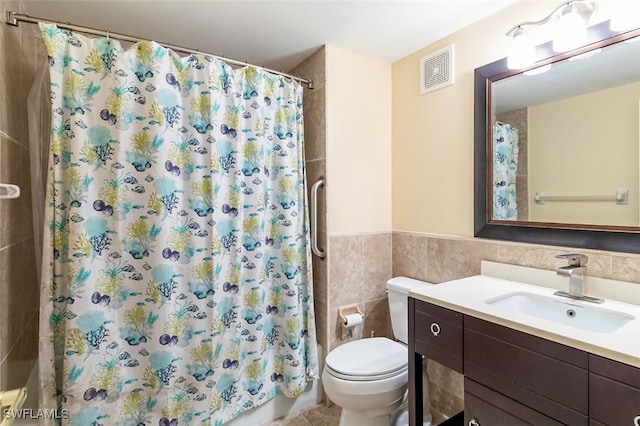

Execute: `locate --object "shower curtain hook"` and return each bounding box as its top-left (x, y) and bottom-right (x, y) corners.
top-left (106, 30), bottom-right (110, 44)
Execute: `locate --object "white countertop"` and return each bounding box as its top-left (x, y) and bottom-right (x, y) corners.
top-left (410, 274), bottom-right (640, 368)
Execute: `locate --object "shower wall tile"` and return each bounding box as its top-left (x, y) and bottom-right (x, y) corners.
top-left (0, 0), bottom-right (41, 393)
top-left (292, 48), bottom-right (328, 357)
top-left (289, 46), bottom-right (326, 92)
top-left (0, 313), bottom-right (38, 391)
top-left (0, 2), bottom-right (32, 145)
top-left (0, 135), bottom-right (33, 247)
top-left (313, 298), bottom-right (328, 359)
top-left (306, 159), bottom-right (327, 306)
top-left (0, 237), bottom-right (38, 390)
top-left (301, 88), bottom-right (326, 162)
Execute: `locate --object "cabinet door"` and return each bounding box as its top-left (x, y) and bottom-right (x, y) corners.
top-left (413, 300), bottom-right (463, 373)
top-left (465, 378), bottom-right (564, 426)
top-left (589, 355), bottom-right (640, 426)
top-left (464, 316), bottom-right (589, 425)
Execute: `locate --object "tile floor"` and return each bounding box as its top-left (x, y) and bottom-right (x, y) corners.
top-left (260, 404), bottom-right (342, 426)
top-left (260, 403), bottom-right (449, 425)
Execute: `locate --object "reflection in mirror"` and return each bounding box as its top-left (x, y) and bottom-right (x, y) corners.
top-left (474, 20), bottom-right (640, 254)
top-left (492, 34), bottom-right (640, 226)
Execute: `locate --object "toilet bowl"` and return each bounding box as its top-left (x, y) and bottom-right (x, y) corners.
top-left (322, 337), bottom-right (408, 426)
top-left (322, 277), bottom-right (433, 426)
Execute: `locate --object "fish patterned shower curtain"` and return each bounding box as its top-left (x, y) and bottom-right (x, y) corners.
top-left (38, 23), bottom-right (317, 425)
top-left (492, 122), bottom-right (519, 220)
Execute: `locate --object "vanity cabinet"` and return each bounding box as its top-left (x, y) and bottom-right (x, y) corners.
top-left (464, 378), bottom-right (565, 426)
top-left (408, 299), bottom-right (639, 426)
top-left (589, 355), bottom-right (640, 426)
top-left (413, 299), bottom-right (463, 373)
top-left (464, 315), bottom-right (588, 425)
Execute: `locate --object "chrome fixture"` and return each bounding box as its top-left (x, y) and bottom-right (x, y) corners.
top-left (310, 177), bottom-right (325, 259)
top-left (554, 253), bottom-right (604, 303)
top-left (506, 0), bottom-right (596, 69)
top-left (0, 183), bottom-right (20, 200)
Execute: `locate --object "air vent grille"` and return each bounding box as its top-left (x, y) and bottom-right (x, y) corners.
top-left (420, 44), bottom-right (454, 94)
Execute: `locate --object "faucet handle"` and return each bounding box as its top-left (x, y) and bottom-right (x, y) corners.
top-left (556, 253), bottom-right (588, 266)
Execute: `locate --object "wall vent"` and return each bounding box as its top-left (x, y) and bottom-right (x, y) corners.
top-left (420, 44), bottom-right (454, 95)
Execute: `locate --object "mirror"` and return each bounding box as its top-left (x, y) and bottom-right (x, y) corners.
top-left (474, 20), bottom-right (640, 254)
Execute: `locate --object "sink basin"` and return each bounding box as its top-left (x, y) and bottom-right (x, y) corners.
top-left (485, 292), bottom-right (635, 333)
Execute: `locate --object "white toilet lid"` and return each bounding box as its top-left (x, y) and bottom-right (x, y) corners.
top-left (325, 337), bottom-right (407, 379)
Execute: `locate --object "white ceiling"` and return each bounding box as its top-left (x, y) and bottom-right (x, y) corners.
top-left (22, 0), bottom-right (517, 74)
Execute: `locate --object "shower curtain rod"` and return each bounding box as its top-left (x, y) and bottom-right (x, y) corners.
top-left (6, 11), bottom-right (314, 89)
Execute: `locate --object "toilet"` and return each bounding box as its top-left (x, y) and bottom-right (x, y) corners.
top-left (322, 277), bottom-right (433, 426)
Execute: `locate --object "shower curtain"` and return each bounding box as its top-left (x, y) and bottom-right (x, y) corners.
top-left (492, 122), bottom-right (519, 220)
top-left (38, 23), bottom-right (317, 425)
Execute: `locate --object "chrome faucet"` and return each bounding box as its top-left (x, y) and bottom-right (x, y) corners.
top-left (554, 253), bottom-right (603, 303)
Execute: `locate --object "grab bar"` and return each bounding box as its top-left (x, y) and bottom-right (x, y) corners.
top-left (310, 177), bottom-right (325, 258)
top-left (535, 189), bottom-right (628, 205)
top-left (0, 183), bottom-right (20, 200)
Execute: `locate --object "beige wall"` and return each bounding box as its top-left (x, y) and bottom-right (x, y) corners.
top-left (321, 47), bottom-right (394, 361)
top-left (529, 82), bottom-right (640, 225)
top-left (391, 1), bottom-right (614, 235)
top-left (0, 0), bottom-right (40, 392)
top-left (326, 45), bottom-right (392, 234)
top-left (322, 46), bottom-right (394, 350)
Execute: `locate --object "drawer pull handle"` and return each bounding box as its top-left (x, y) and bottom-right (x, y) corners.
top-left (430, 322), bottom-right (441, 336)
top-left (634, 415), bottom-right (640, 426)
top-left (469, 418), bottom-right (480, 426)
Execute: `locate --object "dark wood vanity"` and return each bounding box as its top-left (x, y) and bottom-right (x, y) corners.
top-left (408, 298), bottom-right (640, 426)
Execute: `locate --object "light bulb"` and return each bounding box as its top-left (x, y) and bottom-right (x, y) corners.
top-left (553, 7), bottom-right (588, 52)
top-left (507, 27), bottom-right (536, 69)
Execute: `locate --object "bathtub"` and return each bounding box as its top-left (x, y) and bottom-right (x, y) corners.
top-left (227, 343), bottom-right (323, 425)
top-left (7, 365), bottom-right (39, 426)
top-left (12, 344), bottom-right (323, 426)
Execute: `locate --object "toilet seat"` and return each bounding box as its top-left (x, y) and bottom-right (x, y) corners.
top-left (325, 337), bottom-right (407, 381)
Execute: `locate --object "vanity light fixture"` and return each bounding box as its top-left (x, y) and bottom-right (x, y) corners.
top-left (507, 27), bottom-right (536, 69)
top-left (506, 0), bottom-right (596, 70)
top-left (523, 64), bottom-right (552, 76)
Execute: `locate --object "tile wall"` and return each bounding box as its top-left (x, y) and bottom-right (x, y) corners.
top-left (327, 233), bottom-right (394, 350)
top-left (289, 48), bottom-right (329, 356)
top-left (0, 1), bottom-right (42, 391)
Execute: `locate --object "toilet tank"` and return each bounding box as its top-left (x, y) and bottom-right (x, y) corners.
top-left (386, 277), bottom-right (433, 345)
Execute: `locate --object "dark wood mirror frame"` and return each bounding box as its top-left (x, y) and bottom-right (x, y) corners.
top-left (474, 20), bottom-right (640, 254)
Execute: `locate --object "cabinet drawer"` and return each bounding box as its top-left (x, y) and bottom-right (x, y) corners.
top-left (464, 316), bottom-right (589, 425)
top-left (413, 300), bottom-right (463, 373)
top-left (465, 378), bottom-right (565, 426)
top-left (589, 355), bottom-right (640, 426)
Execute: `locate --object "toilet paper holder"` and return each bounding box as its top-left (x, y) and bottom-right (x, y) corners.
top-left (338, 303), bottom-right (364, 325)
top-left (338, 304), bottom-right (364, 339)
